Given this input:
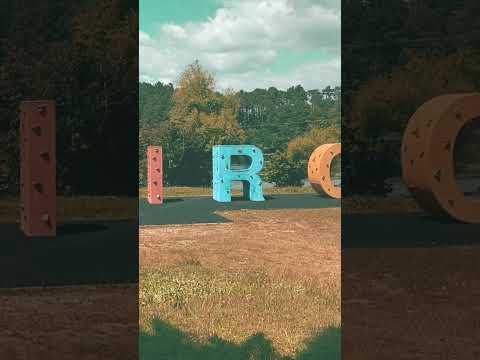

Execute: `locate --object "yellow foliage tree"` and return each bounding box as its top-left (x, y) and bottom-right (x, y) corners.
top-left (158, 61), bottom-right (246, 185)
top-left (169, 61), bottom-right (245, 149)
top-left (350, 51), bottom-right (479, 133)
top-left (287, 126), bottom-right (341, 162)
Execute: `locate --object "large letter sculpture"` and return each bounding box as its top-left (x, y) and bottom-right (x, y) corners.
top-left (147, 146), bottom-right (163, 204)
top-left (20, 100), bottom-right (56, 237)
top-left (308, 143), bottom-right (341, 199)
top-left (402, 93), bottom-right (480, 224)
top-left (213, 145), bottom-right (265, 202)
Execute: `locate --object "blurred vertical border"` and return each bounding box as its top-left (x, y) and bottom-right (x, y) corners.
top-left (0, 0), bottom-right (138, 359)
top-left (342, 0), bottom-right (480, 358)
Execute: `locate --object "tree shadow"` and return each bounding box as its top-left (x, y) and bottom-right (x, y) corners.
top-left (313, 192), bottom-right (333, 199)
top-left (163, 198), bottom-right (184, 204)
top-left (140, 318), bottom-right (340, 360)
top-left (343, 213), bottom-right (480, 248)
top-left (57, 223), bottom-right (107, 235)
top-left (295, 327), bottom-right (340, 360)
top-left (0, 221), bottom-right (137, 287)
top-left (230, 195), bottom-right (275, 201)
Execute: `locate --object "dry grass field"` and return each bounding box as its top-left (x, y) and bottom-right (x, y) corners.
top-left (139, 208), bottom-right (341, 359)
top-left (342, 196), bottom-right (421, 214)
top-left (0, 196), bottom-right (137, 223)
top-left (138, 186), bottom-right (316, 199)
top-left (1, 192), bottom-right (340, 358)
top-left (0, 196), bottom-right (138, 359)
top-left (0, 285), bottom-right (138, 360)
top-left (343, 245), bottom-right (480, 359)
top-left (342, 195), bottom-right (480, 359)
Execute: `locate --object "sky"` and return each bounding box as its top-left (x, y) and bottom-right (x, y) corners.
top-left (139, 0), bottom-right (340, 91)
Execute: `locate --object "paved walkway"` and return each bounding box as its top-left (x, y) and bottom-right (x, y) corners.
top-left (0, 220), bottom-right (138, 287)
top-left (343, 213), bottom-right (480, 249)
top-left (139, 194), bottom-right (340, 225)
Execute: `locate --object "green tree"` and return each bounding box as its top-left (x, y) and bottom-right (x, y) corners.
top-left (263, 126), bottom-right (340, 186)
top-left (139, 61), bottom-right (246, 186)
top-left (237, 85), bottom-right (340, 153)
top-left (1, 0), bottom-right (138, 195)
top-left (139, 82), bottom-right (174, 128)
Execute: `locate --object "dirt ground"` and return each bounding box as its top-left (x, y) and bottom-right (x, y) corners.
top-left (0, 285), bottom-right (138, 360)
top-left (343, 246), bottom-right (480, 359)
top-left (140, 208), bottom-right (340, 282)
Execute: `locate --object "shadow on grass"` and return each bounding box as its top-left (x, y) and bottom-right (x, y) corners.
top-left (0, 220), bottom-right (138, 287)
top-left (140, 318), bottom-right (340, 360)
top-left (57, 223), bottom-right (107, 235)
top-left (231, 195), bottom-right (275, 201)
top-left (163, 198), bottom-right (185, 204)
top-left (343, 213), bottom-right (480, 248)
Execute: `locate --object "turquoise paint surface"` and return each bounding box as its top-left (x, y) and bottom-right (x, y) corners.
top-left (212, 145), bottom-right (265, 202)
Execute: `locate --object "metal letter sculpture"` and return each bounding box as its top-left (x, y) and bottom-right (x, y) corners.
top-left (147, 146), bottom-right (163, 204)
top-left (402, 93), bottom-right (480, 224)
top-left (212, 145), bottom-right (265, 202)
top-left (20, 100), bottom-right (56, 236)
top-left (308, 143), bottom-right (341, 199)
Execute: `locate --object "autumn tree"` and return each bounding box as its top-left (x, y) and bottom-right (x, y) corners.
top-left (139, 61), bottom-right (246, 186)
top-left (169, 61), bottom-right (245, 144)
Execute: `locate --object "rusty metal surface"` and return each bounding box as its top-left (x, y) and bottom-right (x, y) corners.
top-left (147, 146), bottom-right (163, 204)
top-left (308, 143), bottom-right (341, 199)
top-left (402, 93), bottom-right (480, 224)
top-left (19, 100), bottom-right (56, 237)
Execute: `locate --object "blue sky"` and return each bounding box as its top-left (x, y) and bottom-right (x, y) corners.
top-left (139, 0), bottom-right (340, 91)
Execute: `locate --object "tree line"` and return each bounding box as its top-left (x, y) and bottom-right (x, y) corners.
top-left (139, 61), bottom-right (340, 187)
top-left (342, 0), bottom-right (480, 195)
top-left (0, 0), bottom-right (138, 196)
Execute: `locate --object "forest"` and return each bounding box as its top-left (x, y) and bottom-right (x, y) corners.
top-left (342, 0), bottom-right (480, 195)
top-left (139, 61), bottom-right (341, 187)
top-left (0, 0), bottom-right (138, 196)
top-left (3, 1), bottom-right (478, 195)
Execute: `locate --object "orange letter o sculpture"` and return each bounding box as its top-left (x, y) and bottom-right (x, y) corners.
top-left (308, 143), bottom-right (341, 199)
top-left (401, 93), bottom-right (480, 224)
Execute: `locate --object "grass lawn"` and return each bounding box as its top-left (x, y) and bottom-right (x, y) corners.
top-left (139, 186), bottom-right (315, 199)
top-left (139, 209), bottom-right (341, 359)
top-left (342, 195), bottom-right (422, 214)
top-left (140, 266), bottom-right (339, 359)
top-left (0, 285), bottom-right (137, 359)
top-left (0, 196), bottom-right (137, 223)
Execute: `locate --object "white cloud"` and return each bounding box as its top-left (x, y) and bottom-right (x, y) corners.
top-left (217, 58), bottom-right (340, 91)
top-left (140, 0), bottom-right (340, 90)
top-left (162, 24), bottom-right (188, 40)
